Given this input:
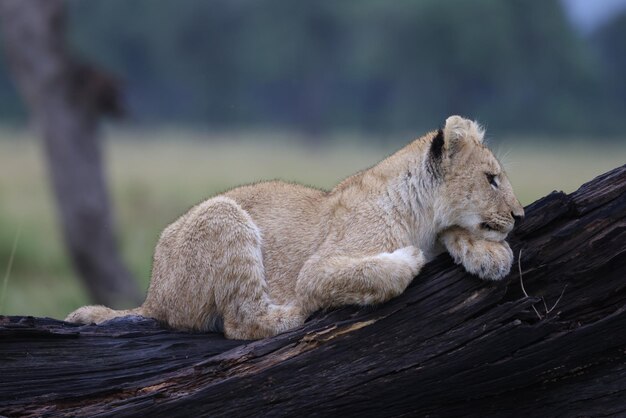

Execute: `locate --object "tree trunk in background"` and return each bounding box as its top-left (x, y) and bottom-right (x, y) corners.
top-left (0, 0), bottom-right (141, 307)
top-left (0, 165), bottom-right (624, 417)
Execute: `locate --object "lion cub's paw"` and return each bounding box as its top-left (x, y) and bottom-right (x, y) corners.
top-left (375, 246), bottom-right (425, 297)
top-left (65, 305), bottom-right (106, 324)
top-left (269, 304), bottom-right (305, 331)
top-left (388, 246), bottom-right (426, 276)
top-left (461, 240), bottom-right (514, 281)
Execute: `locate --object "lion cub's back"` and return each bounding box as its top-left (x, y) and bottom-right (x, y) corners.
top-left (223, 180), bottom-right (329, 246)
top-left (223, 181), bottom-right (330, 300)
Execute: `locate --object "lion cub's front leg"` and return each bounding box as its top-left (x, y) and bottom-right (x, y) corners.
top-left (440, 227), bottom-right (513, 281)
top-left (296, 246), bottom-right (425, 314)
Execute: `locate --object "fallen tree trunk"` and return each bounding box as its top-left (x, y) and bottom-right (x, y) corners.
top-left (1, 165), bottom-right (625, 418)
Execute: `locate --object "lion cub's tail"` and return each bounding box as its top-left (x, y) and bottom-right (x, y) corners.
top-left (65, 304), bottom-right (144, 325)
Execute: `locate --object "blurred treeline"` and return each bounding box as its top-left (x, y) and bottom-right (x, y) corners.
top-left (0, 0), bottom-right (625, 137)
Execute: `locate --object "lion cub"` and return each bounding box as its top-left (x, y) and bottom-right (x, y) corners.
top-left (67, 116), bottom-right (524, 339)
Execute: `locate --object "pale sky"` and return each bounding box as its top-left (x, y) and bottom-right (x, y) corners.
top-left (561, 0), bottom-right (626, 33)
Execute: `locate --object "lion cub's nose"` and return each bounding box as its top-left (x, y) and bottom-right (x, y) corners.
top-left (511, 211), bottom-right (524, 223)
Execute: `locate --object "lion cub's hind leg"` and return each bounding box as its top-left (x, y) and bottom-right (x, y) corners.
top-left (177, 197), bottom-right (305, 340)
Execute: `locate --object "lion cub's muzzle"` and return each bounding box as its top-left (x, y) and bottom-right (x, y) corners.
top-left (482, 206), bottom-right (524, 235)
top-left (480, 221), bottom-right (512, 234)
top-left (481, 211), bottom-right (522, 236)
top-left (510, 203), bottom-right (525, 224)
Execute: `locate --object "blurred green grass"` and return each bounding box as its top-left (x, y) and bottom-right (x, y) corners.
top-left (0, 127), bottom-right (624, 319)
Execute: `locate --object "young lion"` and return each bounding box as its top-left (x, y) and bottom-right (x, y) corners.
top-left (66, 116), bottom-right (524, 340)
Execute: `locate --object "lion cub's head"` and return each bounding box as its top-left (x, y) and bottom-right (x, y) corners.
top-left (432, 115), bottom-right (524, 242)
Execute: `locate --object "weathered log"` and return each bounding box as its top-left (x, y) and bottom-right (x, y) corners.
top-left (1, 165), bottom-right (625, 418)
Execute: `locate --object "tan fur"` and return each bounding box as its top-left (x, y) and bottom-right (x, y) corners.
top-left (66, 116), bottom-right (524, 340)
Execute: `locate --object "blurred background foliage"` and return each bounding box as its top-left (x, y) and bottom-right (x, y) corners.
top-left (0, 0), bottom-right (625, 318)
top-left (0, 0), bottom-right (626, 136)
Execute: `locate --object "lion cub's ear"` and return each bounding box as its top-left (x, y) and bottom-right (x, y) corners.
top-left (443, 115), bottom-right (485, 145)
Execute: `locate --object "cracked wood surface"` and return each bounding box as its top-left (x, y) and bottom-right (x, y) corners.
top-left (1, 165), bottom-right (625, 417)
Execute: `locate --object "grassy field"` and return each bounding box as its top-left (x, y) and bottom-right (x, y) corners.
top-left (0, 127), bottom-right (624, 319)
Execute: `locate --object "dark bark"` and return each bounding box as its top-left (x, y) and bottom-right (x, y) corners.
top-left (0, 0), bottom-right (140, 306)
top-left (1, 164), bottom-right (625, 418)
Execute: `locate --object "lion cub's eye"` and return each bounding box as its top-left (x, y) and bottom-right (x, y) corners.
top-left (486, 173), bottom-right (499, 189)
